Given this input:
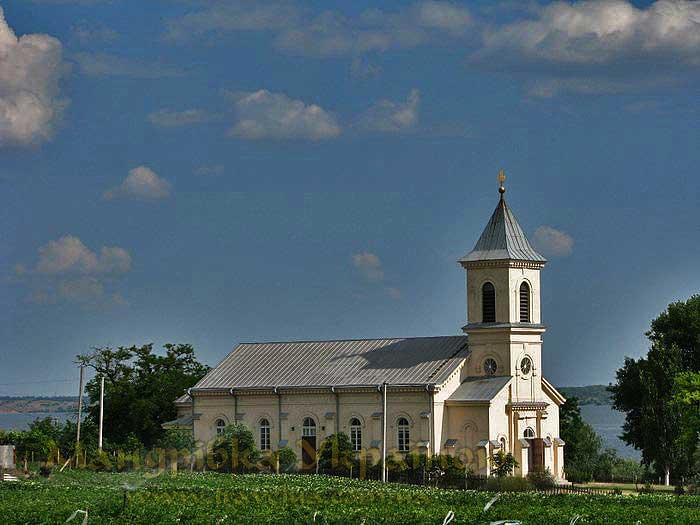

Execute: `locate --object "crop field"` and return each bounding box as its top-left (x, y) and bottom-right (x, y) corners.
top-left (1, 472), bottom-right (699, 524)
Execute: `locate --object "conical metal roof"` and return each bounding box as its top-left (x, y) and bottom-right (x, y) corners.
top-left (460, 194), bottom-right (546, 264)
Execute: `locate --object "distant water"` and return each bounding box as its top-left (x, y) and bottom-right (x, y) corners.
top-left (0, 412), bottom-right (76, 431)
top-left (580, 404), bottom-right (640, 459)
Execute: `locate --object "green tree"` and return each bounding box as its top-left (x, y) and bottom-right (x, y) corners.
top-left (560, 396), bottom-right (605, 482)
top-left (77, 343), bottom-right (208, 448)
top-left (647, 295), bottom-right (700, 371)
top-left (212, 423), bottom-right (260, 473)
top-left (318, 432), bottom-right (354, 474)
top-left (490, 450), bottom-right (518, 478)
top-left (673, 372), bottom-right (700, 469)
top-left (610, 342), bottom-right (685, 484)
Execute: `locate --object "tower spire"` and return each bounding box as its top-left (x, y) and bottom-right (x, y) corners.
top-left (498, 169), bottom-right (506, 196)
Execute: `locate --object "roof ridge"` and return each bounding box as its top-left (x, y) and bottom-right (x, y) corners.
top-left (235, 334), bottom-right (468, 346)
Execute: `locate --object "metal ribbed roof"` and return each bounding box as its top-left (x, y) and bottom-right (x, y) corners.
top-left (446, 375), bottom-right (511, 402)
top-left (193, 336), bottom-right (469, 390)
top-left (460, 195), bottom-right (546, 263)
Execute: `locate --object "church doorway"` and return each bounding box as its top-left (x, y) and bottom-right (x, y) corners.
top-left (528, 438), bottom-right (545, 472)
top-left (301, 417), bottom-right (317, 471)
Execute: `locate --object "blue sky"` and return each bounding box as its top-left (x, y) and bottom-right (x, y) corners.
top-left (1, 0), bottom-right (699, 395)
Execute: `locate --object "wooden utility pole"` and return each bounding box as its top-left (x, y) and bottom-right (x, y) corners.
top-left (75, 364), bottom-right (85, 467)
top-left (98, 376), bottom-right (105, 452)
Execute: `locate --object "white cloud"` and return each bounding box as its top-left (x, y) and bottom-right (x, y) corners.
top-left (532, 226), bottom-right (574, 257)
top-left (35, 235), bottom-right (131, 275)
top-left (164, 0), bottom-right (299, 42)
top-left (165, 1), bottom-right (473, 57)
top-left (275, 2), bottom-right (473, 58)
top-left (20, 236), bottom-right (131, 306)
top-left (148, 108), bottom-right (211, 128)
top-left (74, 52), bottom-right (184, 78)
top-left (358, 89), bottom-right (420, 133)
top-left (352, 252), bottom-right (384, 282)
top-left (104, 166), bottom-right (172, 200)
top-left (478, 0), bottom-right (700, 68)
top-left (0, 7), bottom-right (65, 146)
top-left (228, 90), bottom-right (341, 141)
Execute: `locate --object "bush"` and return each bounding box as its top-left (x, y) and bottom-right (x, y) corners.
top-left (211, 423), bottom-right (260, 473)
top-left (485, 476), bottom-right (533, 492)
top-left (89, 450), bottom-right (114, 472)
top-left (39, 465), bottom-right (52, 477)
top-left (527, 468), bottom-right (555, 489)
top-left (318, 433), bottom-right (354, 474)
top-left (277, 447), bottom-right (297, 473)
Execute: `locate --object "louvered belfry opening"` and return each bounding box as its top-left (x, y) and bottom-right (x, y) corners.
top-left (519, 282), bottom-right (530, 323)
top-left (482, 282), bottom-right (496, 323)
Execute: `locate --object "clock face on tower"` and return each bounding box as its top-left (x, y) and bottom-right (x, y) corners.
top-left (484, 358), bottom-right (498, 376)
top-left (520, 357), bottom-right (532, 375)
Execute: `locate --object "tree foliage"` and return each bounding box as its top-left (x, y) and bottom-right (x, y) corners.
top-left (77, 343), bottom-right (208, 448)
top-left (490, 450), bottom-right (518, 478)
top-left (212, 423), bottom-right (261, 473)
top-left (318, 432), bottom-right (354, 474)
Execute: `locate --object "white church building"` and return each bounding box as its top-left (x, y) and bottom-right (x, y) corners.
top-left (167, 181), bottom-right (566, 479)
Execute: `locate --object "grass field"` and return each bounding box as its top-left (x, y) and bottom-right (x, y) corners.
top-left (1, 471), bottom-right (699, 524)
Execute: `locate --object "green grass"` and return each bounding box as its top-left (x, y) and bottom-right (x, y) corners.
top-left (1, 471), bottom-right (699, 524)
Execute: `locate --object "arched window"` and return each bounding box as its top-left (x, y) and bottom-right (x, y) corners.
top-left (482, 282), bottom-right (496, 323)
top-left (397, 417), bottom-right (410, 452)
top-left (259, 418), bottom-right (271, 451)
top-left (524, 427), bottom-right (535, 438)
top-left (519, 282), bottom-right (531, 323)
top-left (215, 418), bottom-right (226, 436)
top-left (500, 437), bottom-right (507, 451)
top-left (302, 417), bottom-right (316, 437)
top-left (349, 418), bottom-right (362, 452)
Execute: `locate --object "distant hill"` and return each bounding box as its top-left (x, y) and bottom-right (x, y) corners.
top-left (0, 396), bottom-right (78, 414)
top-left (557, 385), bottom-right (612, 406)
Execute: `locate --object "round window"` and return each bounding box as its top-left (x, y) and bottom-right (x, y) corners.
top-left (484, 358), bottom-right (498, 376)
top-left (520, 357), bottom-right (532, 375)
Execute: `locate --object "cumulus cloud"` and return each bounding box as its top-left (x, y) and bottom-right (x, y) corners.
top-left (35, 235), bottom-right (131, 275)
top-left (19, 235), bottom-right (131, 306)
top-left (148, 108), bottom-right (211, 128)
top-left (0, 7), bottom-right (66, 146)
top-left (228, 90), bottom-right (341, 141)
top-left (532, 226), bottom-right (574, 257)
top-left (275, 2), bottom-right (473, 58)
top-left (352, 252), bottom-right (384, 282)
top-left (164, 0), bottom-right (299, 42)
top-left (477, 0), bottom-right (700, 68)
top-left (165, 1), bottom-right (473, 57)
top-left (104, 166), bottom-right (172, 200)
top-left (74, 52), bottom-right (184, 78)
top-left (358, 89), bottom-right (420, 133)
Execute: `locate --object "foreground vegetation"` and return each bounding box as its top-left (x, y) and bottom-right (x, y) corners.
top-left (2, 471), bottom-right (700, 524)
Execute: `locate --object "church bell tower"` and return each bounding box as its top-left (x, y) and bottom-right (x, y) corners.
top-left (459, 172), bottom-right (547, 401)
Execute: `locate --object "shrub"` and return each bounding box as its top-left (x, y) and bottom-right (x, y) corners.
top-left (527, 468), bottom-right (555, 489)
top-left (318, 433), bottom-right (354, 474)
top-left (211, 423), bottom-right (260, 473)
top-left (89, 450), bottom-right (114, 472)
top-left (39, 465), bottom-right (52, 477)
top-left (485, 476), bottom-right (533, 492)
top-left (277, 447), bottom-right (297, 473)
top-left (490, 450), bottom-right (518, 478)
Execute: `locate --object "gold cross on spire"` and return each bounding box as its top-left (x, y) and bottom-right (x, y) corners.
top-left (498, 169), bottom-right (506, 195)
